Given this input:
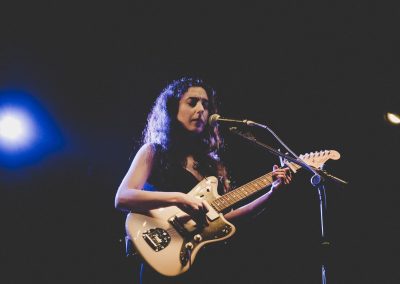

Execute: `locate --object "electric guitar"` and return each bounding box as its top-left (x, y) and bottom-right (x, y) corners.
top-left (125, 150), bottom-right (341, 276)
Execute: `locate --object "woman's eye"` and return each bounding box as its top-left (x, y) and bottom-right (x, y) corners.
top-left (188, 99), bottom-right (197, 107)
top-left (187, 98), bottom-right (209, 109)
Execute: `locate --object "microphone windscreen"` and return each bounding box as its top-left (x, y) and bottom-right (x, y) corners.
top-left (208, 114), bottom-right (220, 126)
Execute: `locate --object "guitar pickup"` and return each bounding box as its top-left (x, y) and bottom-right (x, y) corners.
top-left (206, 210), bottom-right (219, 221)
top-left (168, 215), bottom-right (189, 236)
top-left (203, 200), bottom-right (219, 221)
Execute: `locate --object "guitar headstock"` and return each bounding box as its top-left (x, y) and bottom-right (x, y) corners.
top-left (297, 150), bottom-right (340, 169)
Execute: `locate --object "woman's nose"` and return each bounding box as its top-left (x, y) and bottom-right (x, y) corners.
top-left (196, 102), bottom-right (205, 113)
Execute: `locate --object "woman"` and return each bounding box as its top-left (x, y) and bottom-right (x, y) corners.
top-left (115, 77), bottom-right (291, 283)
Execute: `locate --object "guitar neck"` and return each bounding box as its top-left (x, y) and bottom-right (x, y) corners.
top-left (210, 162), bottom-right (302, 213)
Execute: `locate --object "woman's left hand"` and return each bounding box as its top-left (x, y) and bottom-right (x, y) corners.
top-left (271, 164), bottom-right (292, 190)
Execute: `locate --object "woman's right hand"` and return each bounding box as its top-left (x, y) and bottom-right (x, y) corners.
top-left (175, 192), bottom-right (208, 225)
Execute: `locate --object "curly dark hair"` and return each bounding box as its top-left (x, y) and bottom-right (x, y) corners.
top-left (142, 76), bottom-right (231, 192)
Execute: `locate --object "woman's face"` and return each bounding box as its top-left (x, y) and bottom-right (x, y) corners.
top-left (177, 87), bottom-right (209, 133)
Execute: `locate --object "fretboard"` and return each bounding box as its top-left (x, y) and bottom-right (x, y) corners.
top-left (210, 162), bottom-right (301, 213)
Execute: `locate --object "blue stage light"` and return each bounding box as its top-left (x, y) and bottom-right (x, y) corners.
top-left (0, 107), bottom-right (36, 151)
top-left (0, 91), bottom-right (64, 167)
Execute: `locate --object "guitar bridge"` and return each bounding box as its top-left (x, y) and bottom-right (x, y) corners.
top-left (142, 228), bottom-right (171, 252)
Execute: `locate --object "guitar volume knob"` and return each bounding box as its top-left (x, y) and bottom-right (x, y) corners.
top-left (194, 234), bottom-right (202, 242)
top-left (185, 242), bottom-right (194, 250)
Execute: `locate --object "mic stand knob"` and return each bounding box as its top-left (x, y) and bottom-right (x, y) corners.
top-left (311, 174), bottom-right (323, 186)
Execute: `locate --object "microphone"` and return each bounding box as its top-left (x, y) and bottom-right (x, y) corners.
top-left (208, 114), bottom-right (255, 127)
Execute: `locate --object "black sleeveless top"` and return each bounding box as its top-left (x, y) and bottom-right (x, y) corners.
top-left (145, 166), bottom-right (201, 193)
top-left (144, 143), bottom-right (226, 195)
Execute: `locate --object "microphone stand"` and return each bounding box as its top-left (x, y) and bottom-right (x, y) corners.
top-left (228, 125), bottom-right (347, 284)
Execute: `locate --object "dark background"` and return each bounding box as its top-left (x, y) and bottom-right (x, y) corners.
top-left (1, 1), bottom-right (399, 283)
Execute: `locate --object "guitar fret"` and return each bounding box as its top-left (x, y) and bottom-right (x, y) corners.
top-left (243, 184), bottom-right (253, 195)
top-left (226, 192), bottom-right (236, 204)
top-left (210, 202), bottom-right (220, 212)
top-left (221, 196), bottom-right (230, 207)
top-left (229, 191), bottom-right (240, 202)
top-left (257, 180), bottom-right (267, 187)
top-left (265, 175), bottom-right (273, 184)
top-left (252, 181), bottom-right (261, 189)
top-left (235, 188), bottom-right (246, 198)
top-left (247, 183), bottom-right (258, 192)
top-left (252, 180), bottom-right (262, 189)
top-left (256, 177), bottom-right (268, 188)
top-left (226, 193), bottom-right (235, 204)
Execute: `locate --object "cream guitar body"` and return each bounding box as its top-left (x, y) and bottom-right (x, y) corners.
top-left (125, 176), bottom-right (235, 277)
